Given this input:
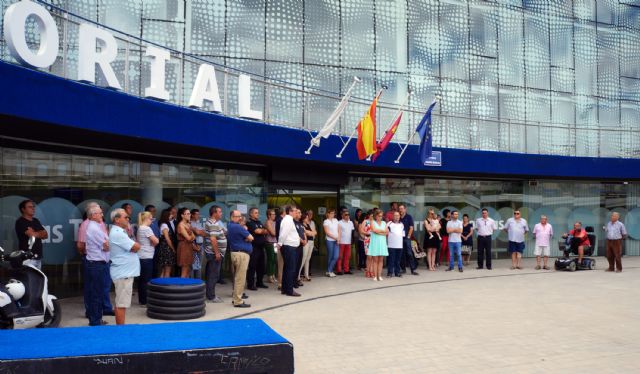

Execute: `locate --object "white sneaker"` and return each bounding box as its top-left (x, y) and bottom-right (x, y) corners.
top-left (329, 272), bottom-right (336, 277)
top-left (378, 276), bottom-right (384, 281)
top-left (372, 277), bottom-right (378, 282)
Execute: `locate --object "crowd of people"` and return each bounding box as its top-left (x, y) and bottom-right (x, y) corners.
top-left (11, 199), bottom-right (629, 326)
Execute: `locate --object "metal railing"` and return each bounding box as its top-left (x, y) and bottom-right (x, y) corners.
top-left (1, 0), bottom-right (639, 159)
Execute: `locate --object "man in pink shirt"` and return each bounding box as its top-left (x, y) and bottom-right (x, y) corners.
top-left (532, 215), bottom-right (553, 270)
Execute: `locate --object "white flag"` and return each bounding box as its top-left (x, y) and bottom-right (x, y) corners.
top-left (309, 77), bottom-right (360, 148)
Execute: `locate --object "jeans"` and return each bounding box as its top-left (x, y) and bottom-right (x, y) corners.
top-left (326, 240), bottom-right (339, 273)
top-left (102, 260), bottom-right (113, 312)
top-left (87, 260), bottom-right (108, 326)
top-left (402, 238), bottom-right (417, 271)
top-left (449, 242), bottom-right (463, 269)
top-left (205, 252), bottom-right (223, 300)
top-left (247, 243), bottom-right (266, 287)
top-left (82, 256), bottom-right (90, 313)
top-left (357, 240), bottom-right (366, 269)
top-left (281, 245), bottom-right (298, 295)
top-left (387, 247), bottom-right (402, 276)
top-left (138, 258), bottom-right (154, 305)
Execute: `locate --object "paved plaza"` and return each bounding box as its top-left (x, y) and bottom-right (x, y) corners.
top-left (60, 257), bottom-right (640, 373)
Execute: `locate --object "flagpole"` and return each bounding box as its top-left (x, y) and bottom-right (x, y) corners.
top-left (394, 131), bottom-right (418, 164)
top-left (380, 91), bottom-right (412, 143)
top-left (394, 97), bottom-right (438, 164)
top-left (336, 87), bottom-right (384, 159)
top-left (305, 77), bottom-right (360, 155)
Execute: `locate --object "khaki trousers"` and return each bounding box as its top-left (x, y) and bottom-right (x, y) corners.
top-left (231, 251), bottom-right (250, 305)
top-left (277, 248), bottom-right (284, 285)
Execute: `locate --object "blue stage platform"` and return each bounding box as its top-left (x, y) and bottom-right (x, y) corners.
top-left (0, 319), bottom-right (294, 373)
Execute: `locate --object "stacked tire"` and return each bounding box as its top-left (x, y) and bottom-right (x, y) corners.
top-left (146, 278), bottom-right (206, 320)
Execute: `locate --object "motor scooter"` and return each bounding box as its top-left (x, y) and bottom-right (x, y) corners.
top-left (0, 237), bottom-right (61, 329)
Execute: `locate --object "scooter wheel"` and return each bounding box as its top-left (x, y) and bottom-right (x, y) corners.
top-left (589, 259), bottom-right (596, 270)
top-left (568, 261), bottom-right (577, 272)
top-left (41, 298), bottom-right (61, 328)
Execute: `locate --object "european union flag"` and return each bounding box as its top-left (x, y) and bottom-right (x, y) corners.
top-left (415, 100), bottom-right (438, 165)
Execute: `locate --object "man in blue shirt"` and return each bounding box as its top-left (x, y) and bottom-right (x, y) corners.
top-left (399, 204), bottom-right (418, 275)
top-left (109, 208), bottom-right (140, 325)
top-left (227, 210), bottom-right (253, 308)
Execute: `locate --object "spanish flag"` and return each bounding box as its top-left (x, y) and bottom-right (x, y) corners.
top-left (372, 112), bottom-right (402, 162)
top-left (356, 92), bottom-right (381, 160)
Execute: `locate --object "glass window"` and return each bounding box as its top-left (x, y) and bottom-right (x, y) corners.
top-left (0, 147), bottom-right (266, 298)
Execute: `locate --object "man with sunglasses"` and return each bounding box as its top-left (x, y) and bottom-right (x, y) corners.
top-left (504, 210), bottom-right (528, 270)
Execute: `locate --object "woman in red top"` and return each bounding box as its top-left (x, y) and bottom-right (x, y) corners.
top-left (563, 221), bottom-right (590, 265)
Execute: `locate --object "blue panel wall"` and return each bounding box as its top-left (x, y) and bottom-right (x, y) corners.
top-left (1, 61), bottom-right (639, 180)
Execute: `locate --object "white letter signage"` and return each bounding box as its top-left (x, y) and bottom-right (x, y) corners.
top-left (4, 0), bottom-right (59, 68)
top-left (188, 64), bottom-right (222, 112)
top-left (78, 23), bottom-right (122, 90)
top-left (144, 46), bottom-right (170, 101)
top-left (238, 74), bottom-right (263, 120)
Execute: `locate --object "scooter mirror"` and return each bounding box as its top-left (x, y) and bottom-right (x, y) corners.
top-left (28, 236), bottom-right (36, 250)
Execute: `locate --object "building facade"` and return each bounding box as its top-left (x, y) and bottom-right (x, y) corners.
top-left (1, 0), bottom-right (639, 296)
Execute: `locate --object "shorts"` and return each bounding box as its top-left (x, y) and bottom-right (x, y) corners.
top-left (508, 241), bottom-right (525, 254)
top-left (113, 277), bottom-right (134, 308)
top-left (534, 245), bottom-right (550, 257)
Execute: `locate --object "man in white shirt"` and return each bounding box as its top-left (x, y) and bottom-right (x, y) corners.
top-left (504, 210), bottom-right (528, 270)
top-left (277, 205), bottom-right (301, 297)
top-left (386, 212), bottom-right (405, 277)
top-left (337, 211), bottom-right (355, 275)
top-left (532, 215), bottom-right (553, 270)
top-left (475, 208), bottom-right (497, 270)
top-left (446, 211), bottom-right (464, 272)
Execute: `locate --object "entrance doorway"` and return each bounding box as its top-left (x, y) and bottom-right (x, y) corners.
top-left (267, 186), bottom-right (339, 274)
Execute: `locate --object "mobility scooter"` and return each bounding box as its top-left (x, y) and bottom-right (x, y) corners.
top-left (554, 226), bottom-right (597, 272)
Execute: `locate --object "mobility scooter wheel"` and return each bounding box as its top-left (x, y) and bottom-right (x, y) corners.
top-left (568, 261), bottom-right (577, 272)
top-left (589, 259), bottom-right (596, 270)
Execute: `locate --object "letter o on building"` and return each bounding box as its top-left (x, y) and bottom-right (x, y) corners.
top-left (4, 1), bottom-right (60, 69)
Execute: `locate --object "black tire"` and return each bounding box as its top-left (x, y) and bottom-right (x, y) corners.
top-left (40, 299), bottom-right (61, 328)
top-left (148, 282), bottom-right (205, 294)
top-left (147, 304), bottom-right (205, 314)
top-left (147, 309), bottom-right (206, 321)
top-left (147, 297), bottom-right (204, 308)
top-left (568, 261), bottom-right (577, 272)
top-left (589, 259), bottom-right (596, 270)
top-left (147, 289), bottom-right (205, 301)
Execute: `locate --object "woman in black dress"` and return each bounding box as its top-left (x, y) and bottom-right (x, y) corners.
top-left (156, 208), bottom-right (176, 277)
